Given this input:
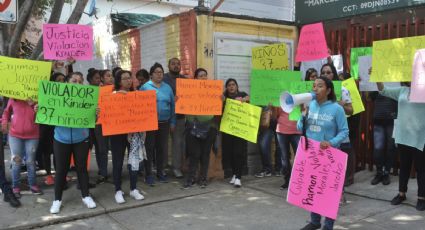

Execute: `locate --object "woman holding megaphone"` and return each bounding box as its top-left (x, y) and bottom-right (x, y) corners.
top-left (298, 76), bottom-right (349, 230)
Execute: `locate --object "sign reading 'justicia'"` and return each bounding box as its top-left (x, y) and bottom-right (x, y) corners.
top-left (296, 0), bottom-right (425, 24)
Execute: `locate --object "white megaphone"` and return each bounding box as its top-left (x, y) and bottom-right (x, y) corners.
top-left (280, 91), bottom-right (315, 113)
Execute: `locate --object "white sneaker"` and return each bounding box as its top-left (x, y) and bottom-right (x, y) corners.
top-left (82, 196), bottom-right (97, 209)
top-left (115, 190), bottom-right (125, 204)
top-left (234, 178), bottom-right (242, 188)
top-left (50, 200), bottom-right (62, 214)
top-left (229, 175), bottom-right (236, 184)
top-left (130, 189), bottom-right (145, 200)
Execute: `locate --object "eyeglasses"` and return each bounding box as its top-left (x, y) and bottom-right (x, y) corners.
top-left (321, 71), bottom-right (332, 75)
top-left (153, 71), bottom-right (164, 74)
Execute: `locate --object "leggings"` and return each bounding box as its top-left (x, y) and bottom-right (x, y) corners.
top-left (110, 134), bottom-right (138, 191)
top-left (53, 139), bottom-right (90, 200)
top-left (398, 144), bottom-right (425, 197)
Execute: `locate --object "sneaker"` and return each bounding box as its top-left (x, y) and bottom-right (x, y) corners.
top-left (30, 185), bottom-right (43, 195)
top-left (182, 182), bottom-right (192, 189)
top-left (382, 174), bottom-right (391, 185)
top-left (280, 181), bottom-right (289, 190)
top-left (173, 169), bottom-right (183, 178)
top-left (3, 192), bottom-right (21, 207)
top-left (274, 170), bottom-right (283, 177)
top-left (82, 196), bottom-right (97, 209)
top-left (130, 189), bottom-right (145, 200)
top-left (255, 171), bottom-right (272, 178)
top-left (300, 222), bottom-right (321, 230)
top-left (157, 174), bottom-right (168, 183)
top-left (145, 175), bottom-right (155, 186)
top-left (371, 173), bottom-right (383, 185)
top-left (199, 179), bottom-right (207, 189)
top-left (229, 175), bottom-right (236, 184)
top-left (44, 175), bottom-right (55, 186)
top-left (391, 194), bottom-right (406, 205)
top-left (12, 187), bottom-right (21, 198)
top-left (96, 176), bottom-right (107, 185)
top-left (115, 191), bottom-right (125, 204)
top-left (50, 200), bottom-right (62, 214)
top-left (234, 178), bottom-right (241, 188)
top-left (416, 199), bottom-right (425, 211)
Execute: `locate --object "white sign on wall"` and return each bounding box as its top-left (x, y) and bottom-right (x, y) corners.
top-left (0, 0), bottom-right (18, 23)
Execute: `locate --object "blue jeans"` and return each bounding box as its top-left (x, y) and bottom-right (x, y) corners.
top-left (276, 133), bottom-right (300, 177)
top-left (258, 121), bottom-right (282, 172)
top-left (373, 123), bottom-right (396, 173)
top-left (9, 136), bottom-right (39, 188)
top-left (311, 212), bottom-right (334, 229)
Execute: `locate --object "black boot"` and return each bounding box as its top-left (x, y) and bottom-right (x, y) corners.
top-left (4, 192), bottom-right (21, 207)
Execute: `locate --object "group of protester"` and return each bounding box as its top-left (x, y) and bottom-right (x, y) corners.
top-left (0, 56), bottom-right (424, 230)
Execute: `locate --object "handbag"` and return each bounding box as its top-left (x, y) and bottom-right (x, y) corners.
top-left (260, 109), bottom-right (271, 129)
top-left (188, 118), bottom-right (210, 139)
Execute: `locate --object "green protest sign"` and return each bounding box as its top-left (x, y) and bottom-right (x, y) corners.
top-left (350, 47), bottom-right (372, 79)
top-left (36, 81), bottom-right (99, 128)
top-left (250, 69), bottom-right (302, 106)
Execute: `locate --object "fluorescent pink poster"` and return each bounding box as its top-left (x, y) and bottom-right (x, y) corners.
top-left (43, 24), bottom-right (93, 60)
top-left (287, 137), bottom-right (347, 219)
top-left (295, 22), bottom-right (328, 62)
top-left (410, 49), bottom-right (425, 103)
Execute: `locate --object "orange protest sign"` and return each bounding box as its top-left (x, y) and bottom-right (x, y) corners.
top-left (100, 90), bottom-right (158, 136)
top-left (176, 78), bottom-right (223, 115)
top-left (96, 85), bottom-right (114, 124)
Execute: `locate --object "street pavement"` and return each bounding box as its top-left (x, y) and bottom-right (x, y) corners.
top-left (0, 148), bottom-right (424, 230)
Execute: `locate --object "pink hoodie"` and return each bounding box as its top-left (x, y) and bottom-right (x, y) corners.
top-left (2, 99), bottom-right (39, 139)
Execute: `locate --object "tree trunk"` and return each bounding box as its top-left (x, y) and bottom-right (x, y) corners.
top-left (30, 0), bottom-right (66, 60)
top-left (67, 0), bottom-right (89, 24)
top-left (7, 0), bottom-right (36, 57)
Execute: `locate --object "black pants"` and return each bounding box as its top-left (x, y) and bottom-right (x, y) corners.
top-left (0, 132), bottom-right (12, 194)
top-left (398, 144), bottom-right (425, 197)
top-left (186, 128), bottom-right (217, 182)
top-left (145, 122), bottom-right (169, 177)
top-left (36, 124), bottom-right (54, 175)
top-left (221, 133), bottom-right (247, 179)
top-left (94, 125), bottom-right (109, 177)
top-left (110, 134), bottom-right (138, 191)
top-left (53, 139), bottom-right (90, 200)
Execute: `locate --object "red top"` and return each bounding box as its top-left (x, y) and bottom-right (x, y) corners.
top-left (276, 108), bottom-right (301, 135)
top-left (2, 99), bottom-right (39, 139)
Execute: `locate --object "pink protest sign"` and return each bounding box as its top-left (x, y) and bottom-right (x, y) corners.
top-left (287, 137), bottom-right (347, 219)
top-left (43, 24), bottom-right (93, 60)
top-left (410, 49), bottom-right (425, 103)
top-left (295, 22), bottom-right (328, 62)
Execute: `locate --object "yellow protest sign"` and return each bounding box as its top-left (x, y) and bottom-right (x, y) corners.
top-left (0, 56), bottom-right (51, 100)
top-left (342, 78), bottom-right (365, 115)
top-left (252, 43), bottom-right (289, 71)
top-left (370, 35), bottom-right (425, 82)
top-left (219, 98), bottom-right (261, 143)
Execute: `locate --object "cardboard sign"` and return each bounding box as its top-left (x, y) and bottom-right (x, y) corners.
top-left (371, 35), bottom-right (425, 82)
top-left (176, 79), bottom-right (223, 115)
top-left (100, 91), bottom-right (158, 136)
top-left (0, 56), bottom-right (51, 100)
top-left (410, 49), bottom-right (425, 103)
top-left (358, 56), bottom-right (400, 91)
top-left (36, 81), bottom-right (99, 128)
top-left (219, 98), bottom-right (261, 143)
top-left (250, 70), bottom-right (302, 106)
top-left (342, 78), bottom-right (365, 115)
top-left (350, 47), bottom-right (372, 79)
top-left (295, 22), bottom-right (328, 62)
top-left (287, 137), bottom-right (347, 219)
top-left (43, 24), bottom-right (93, 60)
top-left (252, 43), bottom-right (289, 70)
top-left (96, 85), bottom-right (114, 124)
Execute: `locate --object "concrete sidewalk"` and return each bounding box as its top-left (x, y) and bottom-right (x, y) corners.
top-left (0, 148), bottom-right (424, 229)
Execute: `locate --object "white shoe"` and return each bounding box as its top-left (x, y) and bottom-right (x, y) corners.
top-left (234, 178), bottom-right (241, 188)
top-left (229, 175), bottom-right (236, 184)
top-left (50, 200), bottom-right (62, 214)
top-left (82, 196), bottom-right (97, 209)
top-left (115, 191), bottom-right (125, 204)
top-left (130, 189), bottom-right (145, 200)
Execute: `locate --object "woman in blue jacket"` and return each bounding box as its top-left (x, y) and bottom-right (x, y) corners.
top-left (49, 72), bottom-right (96, 214)
top-left (298, 76), bottom-right (349, 230)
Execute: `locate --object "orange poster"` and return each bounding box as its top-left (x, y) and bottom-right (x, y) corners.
top-left (100, 90), bottom-right (158, 136)
top-left (96, 85), bottom-right (114, 124)
top-left (176, 79), bottom-right (223, 115)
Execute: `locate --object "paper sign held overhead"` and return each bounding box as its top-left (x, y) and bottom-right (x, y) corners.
top-left (410, 49), bottom-right (425, 103)
top-left (350, 47), bottom-right (372, 79)
top-left (43, 24), bottom-right (93, 60)
top-left (252, 43), bottom-right (289, 71)
top-left (295, 22), bottom-right (328, 62)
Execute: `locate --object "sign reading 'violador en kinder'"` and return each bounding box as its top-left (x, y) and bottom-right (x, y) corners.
top-left (0, 56), bottom-right (51, 101)
top-left (36, 81), bottom-right (99, 128)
